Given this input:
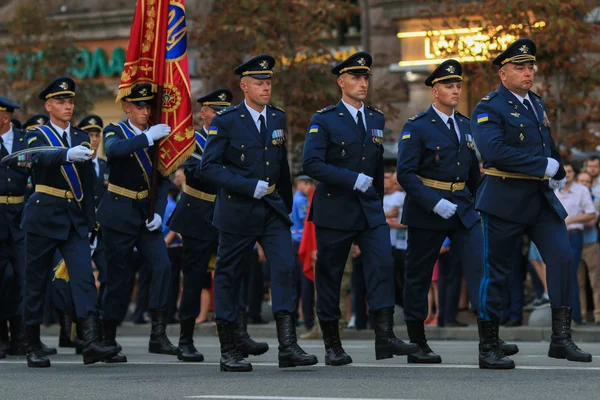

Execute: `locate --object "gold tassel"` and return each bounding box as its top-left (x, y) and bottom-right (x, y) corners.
top-left (70, 322), bottom-right (77, 342)
top-left (53, 260), bottom-right (70, 282)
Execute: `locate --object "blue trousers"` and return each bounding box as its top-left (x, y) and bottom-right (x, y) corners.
top-left (101, 227), bottom-right (171, 322)
top-left (437, 250), bottom-right (461, 325)
top-left (404, 221), bottom-right (483, 321)
top-left (0, 231), bottom-right (25, 317)
top-left (178, 235), bottom-right (217, 322)
top-left (214, 208), bottom-right (295, 322)
top-left (479, 204), bottom-right (572, 320)
top-left (315, 224), bottom-right (395, 322)
top-left (23, 230), bottom-right (97, 325)
top-left (568, 230), bottom-right (584, 323)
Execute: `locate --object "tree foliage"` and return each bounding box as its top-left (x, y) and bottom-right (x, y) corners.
top-left (0, 0), bottom-right (107, 121)
top-left (430, 0), bottom-right (600, 152)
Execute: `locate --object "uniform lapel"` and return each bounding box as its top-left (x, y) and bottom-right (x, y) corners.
top-left (12, 129), bottom-right (28, 152)
top-left (337, 101), bottom-right (363, 141)
top-left (266, 106), bottom-right (277, 147)
top-left (455, 114), bottom-right (470, 150)
top-left (428, 106), bottom-right (459, 146)
top-left (498, 84), bottom-right (538, 125)
top-left (365, 107), bottom-right (377, 145)
top-left (44, 122), bottom-right (69, 147)
top-left (239, 102), bottom-right (262, 143)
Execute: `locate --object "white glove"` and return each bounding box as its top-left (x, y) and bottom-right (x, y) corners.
top-left (433, 199), bottom-right (458, 220)
top-left (253, 180), bottom-right (269, 199)
top-left (353, 173), bottom-right (373, 193)
top-left (545, 158), bottom-right (559, 178)
top-left (144, 124), bottom-right (171, 145)
top-left (66, 145), bottom-right (93, 162)
top-left (550, 177), bottom-right (567, 191)
top-left (88, 232), bottom-right (98, 255)
top-left (145, 213), bottom-right (163, 231)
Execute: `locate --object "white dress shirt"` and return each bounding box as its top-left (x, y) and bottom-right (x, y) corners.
top-left (50, 121), bottom-right (72, 147)
top-left (244, 100), bottom-right (268, 131)
top-left (92, 157), bottom-right (100, 177)
top-left (0, 127), bottom-right (14, 154)
top-left (509, 90), bottom-right (538, 120)
top-left (341, 99), bottom-right (367, 131)
top-left (432, 104), bottom-right (461, 142)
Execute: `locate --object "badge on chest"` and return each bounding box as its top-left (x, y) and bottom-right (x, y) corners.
top-left (271, 129), bottom-right (285, 145)
top-left (371, 129), bottom-right (383, 145)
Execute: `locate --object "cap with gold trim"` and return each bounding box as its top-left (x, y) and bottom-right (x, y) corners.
top-left (0, 97), bottom-right (20, 113)
top-left (23, 114), bottom-right (49, 130)
top-left (197, 88), bottom-right (233, 111)
top-left (425, 59), bottom-right (463, 87)
top-left (493, 38), bottom-right (536, 66)
top-left (123, 83), bottom-right (155, 106)
top-left (77, 114), bottom-right (104, 132)
top-left (234, 54), bottom-right (275, 80)
top-left (38, 76), bottom-right (76, 100)
top-left (331, 52), bottom-right (372, 76)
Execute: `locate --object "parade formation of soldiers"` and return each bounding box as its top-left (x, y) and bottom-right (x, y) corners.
top-left (0, 37), bottom-right (593, 371)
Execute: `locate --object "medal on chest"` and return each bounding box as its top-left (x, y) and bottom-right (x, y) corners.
top-left (271, 129), bottom-right (285, 145)
top-left (371, 129), bottom-right (383, 145)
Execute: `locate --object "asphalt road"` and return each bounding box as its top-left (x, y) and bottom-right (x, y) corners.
top-left (1, 337), bottom-right (599, 400)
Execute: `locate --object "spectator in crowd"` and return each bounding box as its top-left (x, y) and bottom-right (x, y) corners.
top-left (438, 238), bottom-right (467, 327)
top-left (576, 171), bottom-right (600, 324)
top-left (384, 171), bottom-right (407, 307)
top-left (527, 242), bottom-right (550, 308)
top-left (163, 181), bottom-right (182, 323)
top-left (554, 163), bottom-right (597, 324)
top-left (584, 156), bottom-right (600, 201)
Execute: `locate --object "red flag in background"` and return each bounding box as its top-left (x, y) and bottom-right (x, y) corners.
top-left (117, 0), bottom-right (195, 176)
top-left (298, 189), bottom-right (317, 282)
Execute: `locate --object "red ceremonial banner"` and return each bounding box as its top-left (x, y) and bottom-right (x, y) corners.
top-left (117, 0), bottom-right (195, 176)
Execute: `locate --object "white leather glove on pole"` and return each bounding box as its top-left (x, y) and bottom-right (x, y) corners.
top-left (433, 199), bottom-right (458, 220)
top-left (144, 124), bottom-right (171, 145)
top-left (66, 146), bottom-right (93, 162)
top-left (353, 173), bottom-right (373, 193)
top-left (550, 177), bottom-right (567, 191)
top-left (253, 180), bottom-right (269, 199)
top-left (545, 158), bottom-right (559, 178)
top-left (145, 213), bottom-right (162, 231)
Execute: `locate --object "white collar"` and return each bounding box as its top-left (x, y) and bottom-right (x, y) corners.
top-left (341, 99), bottom-right (365, 122)
top-left (50, 121), bottom-right (70, 135)
top-left (509, 90), bottom-right (533, 106)
top-left (431, 104), bottom-right (456, 125)
top-left (128, 119), bottom-right (147, 135)
top-left (0, 126), bottom-right (14, 142)
top-left (244, 100), bottom-right (268, 126)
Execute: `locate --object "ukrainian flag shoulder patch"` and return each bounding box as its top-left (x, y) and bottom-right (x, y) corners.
top-left (401, 132), bottom-right (411, 140)
top-left (208, 126), bottom-right (218, 135)
top-left (309, 125), bottom-right (319, 134)
top-left (477, 113), bottom-right (489, 124)
top-left (27, 136), bottom-right (37, 145)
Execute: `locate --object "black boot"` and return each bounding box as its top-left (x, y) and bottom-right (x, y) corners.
top-left (149, 309), bottom-right (179, 355)
top-left (236, 309), bottom-right (268, 357)
top-left (406, 320), bottom-right (442, 364)
top-left (57, 309), bottom-right (76, 348)
top-left (79, 313), bottom-right (119, 365)
top-left (0, 319), bottom-right (9, 353)
top-left (41, 341), bottom-right (57, 356)
top-left (319, 320), bottom-right (352, 366)
top-left (7, 316), bottom-right (27, 356)
top-left (548, 307), bottom-right (592, 362)
top-left (499, 338), bottom-right (519, 356)
top-left (100, 320), bottom-right (127, 363)
top-left (178, 319), bottom-right (204, 362)
top-left (217, 321), bottom-right (252, 372)
top-left (373, 308), bottom-right (419, 360)
top-left (25, 325), bottom-right (50, 368)
top-left (477, 318), bottom-right (515, 369)
top-left (275, 311), bottom-right (318, 368)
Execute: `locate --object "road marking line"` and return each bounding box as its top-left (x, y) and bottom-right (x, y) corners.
top-left (1, 360), bottom-right (598, 370)
top-left (185, 396), bottom-right (423, 400)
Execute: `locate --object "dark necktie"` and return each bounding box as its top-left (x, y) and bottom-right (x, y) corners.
top-left (258, 115), bottom-right (267, 143)
top-left (523, 99), bottom-right (538, 122)
top-left (356, 110), bottom-right (367, 140)
top-left (0, 137), bottom-right (8, 158)
top-left (448, 117), bottom-right (459, 143)
top-left (62, 131), bottom-right (69, 147)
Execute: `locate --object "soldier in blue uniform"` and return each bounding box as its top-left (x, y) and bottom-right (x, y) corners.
top-left (201, 54), bottom-right (318, 372)
top-left (396, 60), bottom-right (517, 364)
top-left (20, 77), bottom-right (118, 367)
top-left (302, 52), bottom-right (418, 366)
top-left (97, 83), bottom-right (178, 362)
top-left (473, 38), bottom-right (592, 368)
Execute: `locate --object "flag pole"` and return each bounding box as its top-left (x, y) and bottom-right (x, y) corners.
top-left (147, 85), bottom-right (163, 221)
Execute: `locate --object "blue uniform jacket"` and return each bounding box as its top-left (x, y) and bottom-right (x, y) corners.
top-left (96, 120), bottom-right (169, 235)
top-left (169, 127), bottom-right (219, 240)
top-left (92, 157), bottom-right (108, 209)
top-left (21, 124), bottom-right (96, 240)
top-left (0, 128), bottom-right (30, 242)
top-left (200, 102), bottom-right (293, 236)
top-left (302, 101), bottom-right (386, 231)
top-left (396, 106), bottom-right (481, 230)
top-left (471, 84), bottom-right (567, 224)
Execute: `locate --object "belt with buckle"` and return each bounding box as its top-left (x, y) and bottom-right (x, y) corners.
top-left (36, 185), bottom-right (74, 199)
top-left (266, 184), bottom-right (276, 195)
top-left (184, 186), bottom-right (216, 202)
top-left (108, 183), bottom-right (149, 200)
top-left (0, 195), bottom-right (25, 204)
top-left (417, 176), bottom-right (465, 192)
top-left (483, 167), bottom-right (549, 181)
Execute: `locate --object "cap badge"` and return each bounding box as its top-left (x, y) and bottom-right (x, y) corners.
top-left (89, 118), bottom-right (97, 125)
top-left (259, 60), bottom-right (269, 69)
top-left (218, 93), bottom-right (227, 101)
top-left (140, 88), bottom-right (149, 96)
top-left (37, 118), bottom-right (44, 124)
top-left (59, 82), bottom-right (69, 90)
top-left (519, 45), bottom-right (529, 54)
top-left (446, 65), bottom-right (456, 74)
top-left (357, 58), bottom-right (366, 66)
